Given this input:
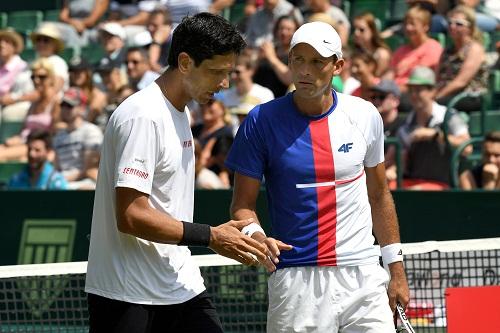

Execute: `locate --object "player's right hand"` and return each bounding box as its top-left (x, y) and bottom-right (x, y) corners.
top-left (208, 219), bottom-right (268, 266)
top-left (259, 237), bottom-right (293, 273)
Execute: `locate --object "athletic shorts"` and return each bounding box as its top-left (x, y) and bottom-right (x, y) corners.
top-left (88, 291), bottom-right (223, 333)
top-left (267, 263), bottom-right (394, 333)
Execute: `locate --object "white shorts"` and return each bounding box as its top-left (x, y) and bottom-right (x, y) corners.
top-left (267, 263), bottom-right (394, 333)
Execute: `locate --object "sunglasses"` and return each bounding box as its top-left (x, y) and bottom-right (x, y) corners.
top-left (448, 18), bottom-right (470, 27)
top-left (371, 94), bottom-right (388, 101)
top-left (35, 36), bottom-right (53, 43)
top-left (31, 74), bottom-right (48, 81)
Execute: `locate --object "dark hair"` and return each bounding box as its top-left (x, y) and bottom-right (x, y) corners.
top-left (167, 12), bottom-right (246, 68)
top-left (485, 131), bottom-right (500, 143)
top-left (127, 46), bottom-right (149, 61)
top-left (27, 129), bottom-right (52, 149)
top-left (273, 15), bottom-right (300, 38)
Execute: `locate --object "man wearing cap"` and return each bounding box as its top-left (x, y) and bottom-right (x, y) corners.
top-left (53, 87), bottom-right (103, 189)
top-left (396, 66), bottom-right (470, 189)
top-left (98, 22), bottom-right (127, 67)
top-left (226, 21), bottom-right (409, 332)
top-left (370, 79), bottom-right (405, 184)
top-left (0, 28), bottom-right (33, 125)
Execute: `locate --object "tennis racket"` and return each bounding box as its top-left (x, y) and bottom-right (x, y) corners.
top-left (396, 302), bottom-right (416, 333)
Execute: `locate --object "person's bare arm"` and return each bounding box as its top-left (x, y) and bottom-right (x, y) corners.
top-left (459, 169), bottom-right (477, 189)
top-left (116, 187), bottom-right (268, 264)
top-left (436, 42), bottom-right (485, 99)
top-left (82, 0), bottom-right (110, 28)
top-left (209, 0), bottom-right (235, 14)
top-left (366, 162), bottom-right (410, 312)
top-left (83, 149), bottom-right (100, 181)
top-left (117, 11), bottom-right (149, 26)
top-left (260, 42), bottom-right (292, 86)
top-left (59, 1), bottom-right (72, 23)
top-left (230, 172), bottom-right (293, 272)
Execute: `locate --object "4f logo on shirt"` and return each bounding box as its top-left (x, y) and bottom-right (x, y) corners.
top-left (338, 143), bottom-right (353, 153)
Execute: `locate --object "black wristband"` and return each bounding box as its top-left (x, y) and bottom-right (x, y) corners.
top-left (178, 221), bottom-right (211, 247)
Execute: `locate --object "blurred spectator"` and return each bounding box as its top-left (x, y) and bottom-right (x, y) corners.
top-left (459, 131), bottom-right (500, 190)
top-left (245, 0), bottom-right (303, 48)
top-left (0, 28), bottom-right (33, 125)
top-left (8, 129), bottom-right (68, 190)
top-left (254, 14), bottom-right (299, 97)
top-left (95, 60), bottom-right (133, 130)
top-left (191, 100), bottom-right (233, 187)
top-left (53, 88), bottom-right (103, 189)
top-left (303, 0), bottom-right (350, 45)
top-left (369, 80), bottom-right (404, 182)
top-left (350, 51), bottom-right (379, 99)
top-left (396, 66), bottom-right (470, 189)
top-left (457, 0), bottom-right (499, 32)
top-left (352, 12), bottom-right (391, 77)
top-left (31, 24), bottom-right (70, 93)
top-left (0, 59), bottom-right (60, 162)
top-left (435, 5), bottom-right (488, 112)
top-left (331, 47), bottom-right (360, 95)
top-left (145, 8), bottom-right (172, 71)
top-left (194, 138), bottom-right (228, 189)
top-left (386, 6), bottom-right (443, 93)
top-left (98, 22), bottom-right (127, 67)
top-left (218, 52), bottom-right (274, 132)
top-left (125, 47), bottom-right (159, 91)
top-left (68, 57), bottom-right (107, 123)
top-left (52, 0), bottom-right (109, 50)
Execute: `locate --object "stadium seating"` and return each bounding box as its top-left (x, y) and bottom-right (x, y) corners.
top-left (0, 12), bottom-right (7, 29)
top-left (0, 162), bottom-right (26, 186)
top-left (348, 0), bottom-right (391, 29)
top-left (0, 121), bottom-right (24, 144)
top-left (6, 10), bottom-right (43, 35)
top-left (43, 9), bottom-right (60, 22)
top-left (81, 45), bottom-right (106, 65)
top-left (449, 136), bottom-right (484, 188)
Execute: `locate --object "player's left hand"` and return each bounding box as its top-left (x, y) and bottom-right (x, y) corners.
top-left (255, 235), bottom-right (293, 273)
top-left (387, 262), bottom-right (410, 313)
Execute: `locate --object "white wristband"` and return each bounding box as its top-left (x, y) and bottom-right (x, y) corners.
top-left (381, 243), bottom-right (403, 269)
top-left (241, 222), bottom-right (266, 238)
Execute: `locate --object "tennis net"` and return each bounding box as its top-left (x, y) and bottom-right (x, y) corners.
top-left (0, 238), bottom-right (499, 332)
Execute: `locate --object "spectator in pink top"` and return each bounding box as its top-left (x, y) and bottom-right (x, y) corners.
top-left (386, 6), bottom-right (443, 93)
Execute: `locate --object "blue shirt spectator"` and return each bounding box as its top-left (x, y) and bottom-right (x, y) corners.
top-left (9, 162), bottom-right (68, 190)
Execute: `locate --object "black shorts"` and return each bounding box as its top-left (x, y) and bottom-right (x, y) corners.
top-left (88, 291), bottom-right (223, 333)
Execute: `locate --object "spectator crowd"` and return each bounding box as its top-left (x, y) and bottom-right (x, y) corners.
top-left (1, 0), bottom-right (499, 190)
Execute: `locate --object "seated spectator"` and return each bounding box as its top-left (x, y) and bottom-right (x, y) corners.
top-left (435, 5), bottom-right (488, 112)
top-left (245, 0), bottom-right (303, 49)
top-left (331, 47), bottom-right (360, 95)
top-left (125, 47), bottom-right (159, 91)
top-left (51, 0), bottom-right (109, 50)
top-left (459, 131), bottom-right (500, 190)
top-left (369, 80), bottom-right (404, 182)
top-left (194, 138), bottom-right (228, 189)
top-left (145, 8), bottom-right (172, 72)
top-left (396, 66), bottom-right (470, 189)
top-left (0, 59), bottom-right (60, 162)
top-left (0, 28), bottom-right (33, 125)
top-left (95, 60), bottom-right (133, 130)
top-left (53, 88), bottom-right (103, 189)
top-left (350, 51), bottom-right (379, 100)
top-left (255, 14), bottom-right (299, 97)
top-left (218, 52), bottom-right (274, 132)
top-left (98, 22), bottom-right (127, 67)
top-left (191, 100), bottom-right (233, 179)
top-left (385, 6), bottom-right (443, 93)
top-left (68, 57), bottom-right (107, 123)
top-left (303, 0), bottom-right (350, 45)
top-left (31, 24), bottom-right (69, 93)
top-left (8, 129), bottom-right (67, 190)
top-left (352, 12), bottom-right (391, 76)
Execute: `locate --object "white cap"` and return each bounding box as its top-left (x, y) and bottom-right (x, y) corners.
top-left (290, 21), bottom-right (342, 58)
top-left (100, 22), bottom-right (126, 40)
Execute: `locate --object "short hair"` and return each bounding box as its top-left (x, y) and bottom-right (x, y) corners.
top-left (31, 57), bottom-right (55, 78)
top-left (127, 46), bottom-right (149, 61)
top-left (235, 52), bottom-right (256, 70)
top-left (27, 129), bottom-right (52, 149)
top-left (405, 5), bottom-right (431, 29)
top-left (150, 8), bottom-right (172, 25)
top-left (485, 131), bottom-right (500, 143)
top-left (167, 12), bottom-right (246, 68)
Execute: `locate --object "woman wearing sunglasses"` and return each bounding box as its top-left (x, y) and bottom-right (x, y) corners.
top-left (435, 5), bottom-right (488, 112)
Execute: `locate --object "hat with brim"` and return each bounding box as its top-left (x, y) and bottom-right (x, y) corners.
top-left (0, 28), bottom-right (24, 54)
top-left (30, 23), bottom-right (64, 53)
